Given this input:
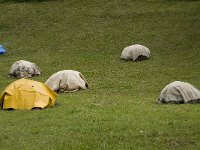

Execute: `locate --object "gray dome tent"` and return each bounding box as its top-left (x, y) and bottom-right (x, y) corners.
top-left (9, 60), bottom-right (42, 78)
top-left (120, 44), bottom-right (150, 61)
top-left (158, 81), bottom-right (200, 104)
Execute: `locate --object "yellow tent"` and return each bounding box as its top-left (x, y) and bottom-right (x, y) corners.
top-left (0, 78), bottom-right (58, 110)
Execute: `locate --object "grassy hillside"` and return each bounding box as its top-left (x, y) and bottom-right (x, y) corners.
top-left (0, 0), bottom-right (200, 149)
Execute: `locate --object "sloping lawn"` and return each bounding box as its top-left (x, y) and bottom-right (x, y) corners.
top-left (0, 0), bottom-right (200, 149)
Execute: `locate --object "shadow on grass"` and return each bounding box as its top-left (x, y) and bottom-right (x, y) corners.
top-left (0, 0), bottom-right (60, 3)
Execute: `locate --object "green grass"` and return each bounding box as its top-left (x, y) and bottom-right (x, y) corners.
top-left (0, 0), bottom-right (200, 149)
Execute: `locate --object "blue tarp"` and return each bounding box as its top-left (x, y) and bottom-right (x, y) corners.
top-left (0, 44), bottom-right (7, 54)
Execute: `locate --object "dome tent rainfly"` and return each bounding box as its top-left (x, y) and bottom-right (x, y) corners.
top-left (9, 60), bottom-right (42, 78)
top-left (158, 81), bottom-right (200, 104)
top-left (120, 44), bottom-right (150, 61)
top-left (0, 78), bottom-right (57, 110)
top-left (45, 70), bottom-right (88, 93)
top-left (0, 44), bottom-right (7, 55)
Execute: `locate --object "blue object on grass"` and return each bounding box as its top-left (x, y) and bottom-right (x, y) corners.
top-left (0, 44), bottom-right (7, 54)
